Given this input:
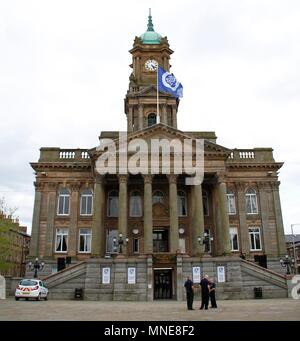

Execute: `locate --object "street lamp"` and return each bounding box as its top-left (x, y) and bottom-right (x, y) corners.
top-left (280, 255), bottom-right (295, 275)
top-left (28, 258), bottom-right (44, 278)
top-left (113, 233), bottom-right (129, 253)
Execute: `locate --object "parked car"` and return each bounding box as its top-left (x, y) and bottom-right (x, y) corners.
top-left (15, 279), bottom-right (48, 301)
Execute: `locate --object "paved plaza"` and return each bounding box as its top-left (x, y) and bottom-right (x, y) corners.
top-left (0, 298), bottom-right (299, 321)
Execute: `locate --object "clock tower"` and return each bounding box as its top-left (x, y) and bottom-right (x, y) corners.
top-left (125, 10), bottom-right (179, 132)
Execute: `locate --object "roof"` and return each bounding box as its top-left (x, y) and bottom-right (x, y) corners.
top-left (285, 234), bottom-right (300, 243)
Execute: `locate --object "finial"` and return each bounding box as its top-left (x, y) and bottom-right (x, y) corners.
top-left (147, 8), bottom-right (154, 31)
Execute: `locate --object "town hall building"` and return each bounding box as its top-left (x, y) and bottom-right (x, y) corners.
top-left (27, 12), bottom-right (289, 300)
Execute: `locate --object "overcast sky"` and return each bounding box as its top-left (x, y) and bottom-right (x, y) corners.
top-left (0, 0), bottom-right (300, 235)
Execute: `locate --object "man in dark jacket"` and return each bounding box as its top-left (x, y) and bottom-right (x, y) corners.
top-left (184, 275), bottom-right (194, 310)
top-left (209, 278), bottom-right (218, 308)
top-left (199, 274), bottom-right (209, 310)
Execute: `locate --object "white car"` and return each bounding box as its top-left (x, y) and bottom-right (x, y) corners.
top-left (15, 279), bottom-right (48, 301)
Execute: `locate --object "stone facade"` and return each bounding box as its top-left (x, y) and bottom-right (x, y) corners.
top-left (27, 14), bottom-right (288, 300)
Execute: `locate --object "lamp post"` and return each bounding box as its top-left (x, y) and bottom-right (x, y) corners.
top-left (280, 255), bottom-right (295, 275)
top-left (113, 233), bottom-right (129, 254)
top-left (28, 258), bottom-right (44, 278)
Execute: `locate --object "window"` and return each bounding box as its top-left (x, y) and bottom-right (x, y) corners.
top-left (227, 190), bottom-right (236, 215)
top-left (147, 113), bottom-right (157, 127)
top-left (203, 191), bottom-right (209, 216)
top-left (249, 227), bottom-right (262, 251)
top-left (107, 190), bottom-right (119, 217)
top-left (230, 227), bottom-right (239, 251)
top-left (153, 190), bottom-right (164, 204)
top-left (245, 188), bottom-right (258, 214)
top-left (55, 228), bottom-right (68, 252)
top-left (153, 229), bottom-right (169, 252)
top-left (106, 229), bottom-right (118, 253)
top-left (130, 191), bottom-right (142, 217)
top-left (177, 191), bottom-right (187, 216)
top-left (79, 228), bottom-right (92, 253)
top-left (133, 238), bottom-right (139, 253)
top-left (80, 189), bottom-right (93, 215)
top-left (57, 188), bottom-right (70, 215)
top-left (204, 228), bottom-right (212, 252)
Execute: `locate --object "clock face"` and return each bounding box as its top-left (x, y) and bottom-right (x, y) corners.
top-left (145, 59), bottom-right (158, 71)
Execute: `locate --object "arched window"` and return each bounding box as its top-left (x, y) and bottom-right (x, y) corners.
top-left (130, 191), bottom-right (142, 217)
top-left (80, 188), bottom-right (93, 215)
top-left (107, 190), bottom-right (119, 217)
top-left (152, 190), bottom-right (164, 204)
top-left (177, 190), bottom-right (187, 216)
top-left (227, 189), bottom-right (236, 215)
top-left (202, 191), bottom-right (209, 216)
top-left (57, 188), bottom-right (70, 215)
top-left (245, 188), bottom-right (258, 214)
top-left (147, 113), bottom-right (157, 127)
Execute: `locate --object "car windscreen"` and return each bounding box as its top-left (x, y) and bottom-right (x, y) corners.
top-left (20, 280), bottom-right (38, 286)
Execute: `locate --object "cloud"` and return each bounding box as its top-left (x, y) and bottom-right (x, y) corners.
top-left (0, 0), bottom-right (299, 235)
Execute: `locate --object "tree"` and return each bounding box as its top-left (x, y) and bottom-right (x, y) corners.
top-left (0, 197), bottom-right (18, 274)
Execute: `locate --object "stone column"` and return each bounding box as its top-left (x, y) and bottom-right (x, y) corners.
top-left (168, 175), bottom-right (179, 253)
top-left (161, 104), bottom-right (167, 125)
top-left (127, 106), bottom-right (133, 132)
top-left (172, 105), bottom-right (177, 129)
top-left (143, 175), bottom-right (153, 254)
top-left (91, 175), bottom-right (105, 256)
top-left (217, 177), bottom-right (231, 255)
top-left (271, 182), bottom-right (286, 256)
top-left (138, 104), bottom-right (143, 130)
top-left (118, 175), bottom-right (128, 253)
top-left (191, 184), bottom-right (205, 255)
top-left (258, 182), bottom-right (272, 255)
top-left (44, 183), bottom-right (57, 258)
top-left (68, 183), bottom-right (80, 257)
top-left (147, 255), bottom-right (153, 301)
top-left (236, 182), bottom-right (250, 256)
top-left (29, 181), bottom-right (43, 257)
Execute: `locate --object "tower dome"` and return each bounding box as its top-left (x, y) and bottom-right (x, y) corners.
top-left (140, 9), bottom-right (161, 44)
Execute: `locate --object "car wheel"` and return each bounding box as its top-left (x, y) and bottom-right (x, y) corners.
top-left (44, 294), bottom-right (48, 301)
top-left (25, 298), bottom-right (29, 301)
top-left (15, 297), bottom-right (19, 301)
top-left (36, 293), bottom-right (41, 301)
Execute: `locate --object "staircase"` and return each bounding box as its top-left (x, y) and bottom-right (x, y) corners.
top-left (42, 261), bottom-right (87, 299)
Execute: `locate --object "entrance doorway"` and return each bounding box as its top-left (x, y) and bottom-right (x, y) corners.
top-left (154, 269), bottom-right (172, 299)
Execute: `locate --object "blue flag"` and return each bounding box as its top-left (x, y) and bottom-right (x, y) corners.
top-left (157, 65), bottom-right (183, 98)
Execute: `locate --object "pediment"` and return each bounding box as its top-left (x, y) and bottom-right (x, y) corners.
top-left (127, 124), bottom-right (232, 155)
top-left (134, 85), bottom-right (173, 97)
top-left (89, 124), bottom-right (232, 160)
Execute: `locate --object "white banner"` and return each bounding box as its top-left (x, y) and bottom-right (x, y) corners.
top-left (192, 266), bottom-right (201, 283)
top-left (102, 267), bottom-right (110, 284)
top-left (217, 266), bottom-right (225, 283)
top-left (128, 267), bottom-right (136, 284)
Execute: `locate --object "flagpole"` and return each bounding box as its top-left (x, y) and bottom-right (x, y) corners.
top-left (157, 65), bottom-right (159, 123)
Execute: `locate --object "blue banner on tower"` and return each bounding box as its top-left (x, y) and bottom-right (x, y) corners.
top-left (157, 65), bottom-right (183, 98)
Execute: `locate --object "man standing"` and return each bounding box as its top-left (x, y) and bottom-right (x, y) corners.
top-left (209, 278), bottom-right (218, 308)
top-left (184, 275), bottom-right (194, 310)
top-left (199, 274), bottom-right (209, 310)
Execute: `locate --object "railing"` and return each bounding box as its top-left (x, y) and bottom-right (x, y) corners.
top-left (39, 148), bottom-right (90, 162)
top-left (227, 148), bottom-right (275, 162)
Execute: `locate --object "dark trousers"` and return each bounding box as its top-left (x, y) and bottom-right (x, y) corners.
top-left (200, 293), bottom-right (209, 309)
top-left (186, 291), bottom-right (194, 310)
top-left (210, 292), bottom-right (217, 308)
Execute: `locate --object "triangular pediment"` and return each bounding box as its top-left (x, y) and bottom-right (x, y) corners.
top-left (132, 85), bottom-right (173, 97)
top-left (89, 124), bottom-right (231, 159)
top-left (126, 124), bottom-right (232, 155)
